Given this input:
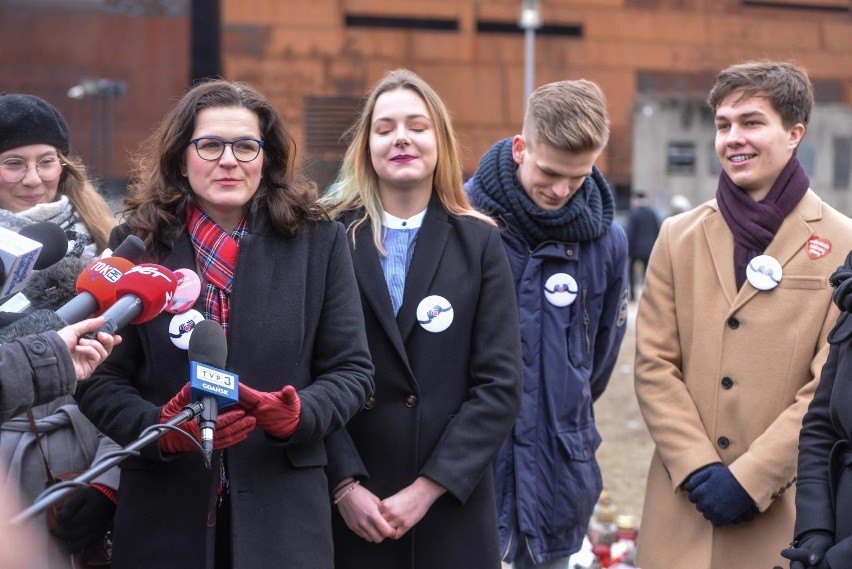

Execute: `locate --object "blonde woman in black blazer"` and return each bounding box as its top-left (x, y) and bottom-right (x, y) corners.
top-left (323, 69), bottom-right (522, 569)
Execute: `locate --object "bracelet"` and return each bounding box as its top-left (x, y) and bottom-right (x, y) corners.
top-left (333, 480), bottom-right (360, 505)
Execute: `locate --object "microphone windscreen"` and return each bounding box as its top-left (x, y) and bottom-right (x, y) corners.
top-left (76, 257), bottom-right (135, 314)
top-left (0, 308), bottom-right (67, 344)
top-left (115, 264), bottom-right (178, 324)
top-left (22, 256), bottom-right (85, 312)
top-left (188, 319), bottom-right (227, 369)
top-left (111, 234), bottom-right (146, 263)
top-left (18, 222), bottom-right (69, 270)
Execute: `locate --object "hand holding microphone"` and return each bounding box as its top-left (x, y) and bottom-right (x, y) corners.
top-left (158, 384), bottom-right (255, 455)
top-left (56, 316), bottom-right (122, 381)
top-left (238, 383), bottom-right (302, 439)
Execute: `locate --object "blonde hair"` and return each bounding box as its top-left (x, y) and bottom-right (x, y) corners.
top-left (59, 152), bottom-right (115, 252)
top-left (523, 79), bottom-right (610, 153)
top-left (322, 68), bottom-right (493, 253)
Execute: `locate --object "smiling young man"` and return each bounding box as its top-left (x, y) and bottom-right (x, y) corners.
top-left (466, 79), bottom-right (629, 568)
top-left (634, 61), bottom-right (852, 569)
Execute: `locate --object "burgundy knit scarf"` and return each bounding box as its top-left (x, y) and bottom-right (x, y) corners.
top-left (716, 156), bottom-right (809, 290)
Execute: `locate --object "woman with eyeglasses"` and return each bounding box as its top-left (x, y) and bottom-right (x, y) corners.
top-left (74, 79), bottom-right (373, 569)
top-left (0, 94), bottom-right (115, 258)
top-left (0, 93), bottom-right (122, 569)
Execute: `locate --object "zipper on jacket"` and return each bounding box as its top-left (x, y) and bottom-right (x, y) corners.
top-left (502, 526), bottom-right (515, 562)
top-left (582, 288), bottom-right (591, 355)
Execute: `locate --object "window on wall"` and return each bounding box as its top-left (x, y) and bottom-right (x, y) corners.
top-left (798, 141), bottom-right (817, 177)
top-left (667, 142), bottom-right (696, 175)
top-left (303, 96), bottom-right (361, 194)
top-left (743, 0), bottom-right (850, 11)
top-left (834, 137), bottom-right (852, 190)
top-left (708, 143), bottom-right (722, 176)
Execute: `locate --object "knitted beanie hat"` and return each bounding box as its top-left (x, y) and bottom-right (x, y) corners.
top-left (0, 93), bottom-right (71, 156)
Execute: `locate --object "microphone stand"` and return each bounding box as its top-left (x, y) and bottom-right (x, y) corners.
top-left (11, 401), bottom-right (206, 525)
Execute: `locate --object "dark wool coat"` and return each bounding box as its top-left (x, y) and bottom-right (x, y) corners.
top-left (795, 309), bottom-right (852, 566)
top-left (325, 198), bottom-right (523, 569)
top-left (75, 211), bottom-right (374, 569)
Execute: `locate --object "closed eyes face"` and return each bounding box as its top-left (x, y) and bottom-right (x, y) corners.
top-left (368, 88), bottom-right (438, 198)
top-left (512, 135), bottom-right (601, 211)
top-left (714, 93), bottom-right (804, 201)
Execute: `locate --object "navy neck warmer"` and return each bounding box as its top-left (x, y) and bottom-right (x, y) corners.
top-left (468, 137), bottom-right (614, 248)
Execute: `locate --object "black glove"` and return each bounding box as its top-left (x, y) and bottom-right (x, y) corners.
top-left (780, 531), bottom-right (833, 569)
top-left (682, 463), bottom-right (756, 527)
top-left (51, 486), bottom-right (116, 562)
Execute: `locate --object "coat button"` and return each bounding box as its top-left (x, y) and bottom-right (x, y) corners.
top-left (721, 377), bottom-right (734, 389)
top-left (727, 317), bottom-right (740, 329)
top-left (29, 340), bottom-right (47, 355)
top-left (717, 436), bottom-right (730, 449)
top-left (566, 248), bottom-right (574, 257)
top-left (404, 394), bottom-right (418, 408)
top-left (363, 397), bottom-right (375, 410)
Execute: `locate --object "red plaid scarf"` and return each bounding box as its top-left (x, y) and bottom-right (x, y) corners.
top-left (187, 204), bottom-right (249, 336)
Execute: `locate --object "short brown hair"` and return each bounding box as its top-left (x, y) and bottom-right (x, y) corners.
top-left (523, 79), bottom-right (609, 153)
top-left (707, 61), bottom-right (814, 129)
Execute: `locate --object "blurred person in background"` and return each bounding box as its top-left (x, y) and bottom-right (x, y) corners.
top-left (625, 191), bottom-right (659, 301)
top-left (0, 93), bottom-right (121, 568)
top-left (75, 79), bottom-right (373, 569)
top-left (322, 68), bottom-right (522, 569)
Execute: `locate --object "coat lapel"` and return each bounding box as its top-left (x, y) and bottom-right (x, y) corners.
top-left (351, 220), bottom-right (411, 366)
top-left (702, 206), bottom-right (738, 307)
top-left (397, 198), bottom-right (450, 343)
top-left (731, 189), bottom-right (821, 312)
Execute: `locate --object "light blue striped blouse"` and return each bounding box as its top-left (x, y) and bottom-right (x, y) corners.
top-left (380, 209), bottom-right (426, 315)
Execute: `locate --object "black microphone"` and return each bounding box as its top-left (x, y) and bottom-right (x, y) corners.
top-left (19, 221), bottom-right (69, 270)
top-left (188, 320), bottom-right (239, 461)
top-left (106, 234), bottom-right (146, 263)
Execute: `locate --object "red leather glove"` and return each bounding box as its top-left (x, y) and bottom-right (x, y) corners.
top-left (159, 384), bottom-right (257, 454)
top-left (238, 383), bottom-right (301, 439)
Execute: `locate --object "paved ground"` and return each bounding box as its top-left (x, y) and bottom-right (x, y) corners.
top-left (594, 294), bottom-right (655, 522)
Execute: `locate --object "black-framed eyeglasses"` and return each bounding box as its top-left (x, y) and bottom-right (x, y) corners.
top-left (0, 156), bottom-right (66, 183)
top-left (189, 136), bottom-right (264, 162)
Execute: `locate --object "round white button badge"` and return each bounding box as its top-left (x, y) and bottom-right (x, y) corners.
top-left (544, 273), bottom-right (579, 307)
top-left (168, 309), bottom-right (204, 350)
top-left (746, 255), bottom-right (782, 291)
top-left (416, 295), bottom-right (454, 333)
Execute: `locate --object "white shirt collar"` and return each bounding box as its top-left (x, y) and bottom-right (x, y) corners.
top-left (382, 208), bottom-right (427, 230)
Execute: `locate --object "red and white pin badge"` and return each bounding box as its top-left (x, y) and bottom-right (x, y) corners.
top-left (166, 268), bottom-right (202, 314)
top-left (806, 236), bottom-right (832, 260)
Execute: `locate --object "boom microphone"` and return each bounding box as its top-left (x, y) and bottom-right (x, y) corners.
top-left (94, 263), bottom-right (178, 335)
top-left (188, 319), bottom-right (239, 460)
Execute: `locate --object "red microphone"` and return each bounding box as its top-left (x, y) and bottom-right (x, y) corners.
top-left (55, 257), bottom-right (136, 324)
top-left (94, 263), bottom-right (178, 335)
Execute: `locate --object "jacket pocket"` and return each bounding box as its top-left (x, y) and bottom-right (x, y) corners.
top-left (547, 425), bottom-right (603, 532)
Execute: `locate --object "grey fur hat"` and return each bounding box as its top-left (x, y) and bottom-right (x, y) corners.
top-left (0, 93), bottom-right (71, 156)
